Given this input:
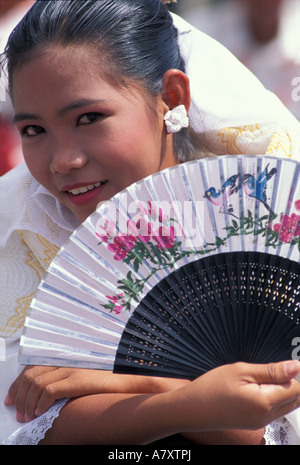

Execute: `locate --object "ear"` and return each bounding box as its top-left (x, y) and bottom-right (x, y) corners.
top-left (162, 69), bottom-right (191, 112)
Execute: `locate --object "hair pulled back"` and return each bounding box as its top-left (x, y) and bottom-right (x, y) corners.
top-left (4, 0), bottom-right (184, 93)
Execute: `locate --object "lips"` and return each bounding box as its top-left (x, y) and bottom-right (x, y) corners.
top-left (67, 181), bottom-right (106, 196)
top-left (62, 180), bottom-right (108, 206)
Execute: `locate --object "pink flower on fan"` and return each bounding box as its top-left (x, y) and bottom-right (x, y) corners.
top-left (112, 305), bottom-right (124, 314)
top-left (107, 235), bottom-right (137, 260)
top-left (153, 225), bottom-right (176, 249)
top-left (105, 293), bottom-right (124, 314)
top-left (127, 218), bottom-right (151, 242)
top-left (273, 213), bottom-right (300, 243)
top-left (148, 201), bottom-right (167, 223)
top-left (95, 219), bottom-right (116, 243)
top-left (105, 292), bottom-right (124, 303)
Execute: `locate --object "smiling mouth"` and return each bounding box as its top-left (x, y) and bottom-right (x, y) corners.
top-left (67, 181), bottom-right (108, 196)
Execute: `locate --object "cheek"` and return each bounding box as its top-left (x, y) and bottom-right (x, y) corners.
top-left (115, 117), bottom-right (161, 162)
top-left (22, 146), bottom-right (51, 187)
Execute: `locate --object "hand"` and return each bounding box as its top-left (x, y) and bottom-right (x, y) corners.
top-left (5, 365), bottom-right (188, 423)
top-left (5, 366), bottom-right (106, 422)
top-left (173, 361), bottom-right (300, 432)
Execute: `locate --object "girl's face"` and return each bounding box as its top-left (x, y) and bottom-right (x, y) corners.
top-left (12, 46), bottom-right (177, 222)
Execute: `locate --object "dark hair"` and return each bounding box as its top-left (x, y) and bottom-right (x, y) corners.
top-left (1, 0), bottom-right (202, 161)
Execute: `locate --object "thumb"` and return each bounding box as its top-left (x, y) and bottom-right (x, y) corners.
top-left (251, 360), bottom-right (300, 385)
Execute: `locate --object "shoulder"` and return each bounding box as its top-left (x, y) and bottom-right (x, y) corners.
top-left (0, 163), bottom-right (77, 248)
top-left (0, 162), bottom-right (39, 217)
top-left (0, 161), bottom-right (40, 195)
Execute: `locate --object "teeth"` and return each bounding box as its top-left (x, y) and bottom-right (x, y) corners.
top-left (68, 181), bottom-right (105, 196)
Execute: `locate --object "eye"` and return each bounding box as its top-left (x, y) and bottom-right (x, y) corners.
top-left (77, 112), bottom-right (103, 125)
top-left (20, 125), bottom-right (45, 138)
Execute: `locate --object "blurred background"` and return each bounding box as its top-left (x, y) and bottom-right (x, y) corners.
top-left (0, 0), bottom-right (34, 175)
top-left (1, 0), bottom-right (300, 175)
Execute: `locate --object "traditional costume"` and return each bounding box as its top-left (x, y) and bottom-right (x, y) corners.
top-left (1, 13), bottom-right (300, 444)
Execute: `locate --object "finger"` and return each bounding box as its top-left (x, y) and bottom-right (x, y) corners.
top-left (5, 367), bottom-right (35, 405)
top-left (254, 378), bottom-right (300, 424)
top-left (247, 361), bottom-right (300, 385)
top-left (22, 368), bottom-right (64, 422)
top-left (5, 366), bottom-right (56, 406)
top-left (282, 360), bottom-right (300, 381)
top-left (34, 370), bottom-right (107, 415)
top-left (273, 392), bottom-right (300, 419)
top-left (259, 378), bottom-right (300, 404)
top-left (261, 390), bottom-right (300, 427)
top-left (34, 379), bottom-right (71, 417)
top-left (14, 367), bottom-right (57, 422)
top-left (5, 371), bottom-right (24, 406)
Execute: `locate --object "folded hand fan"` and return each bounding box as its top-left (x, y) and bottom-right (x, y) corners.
top-left (19, 155), bottom-right (300, 380)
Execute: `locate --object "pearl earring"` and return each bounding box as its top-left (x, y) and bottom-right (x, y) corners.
top-left (164, 105), bottom-right (189, 134)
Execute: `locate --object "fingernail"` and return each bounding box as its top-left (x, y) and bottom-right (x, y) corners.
top-left (284, 360), bottom-right (300, 376)
top-left (16, 412), bottom-right (24, 423)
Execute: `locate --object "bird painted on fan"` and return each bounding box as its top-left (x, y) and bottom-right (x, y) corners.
top-left (204, 174), bottom-right (242, 216)
top-left (242, 164), bottom-right (277, 212)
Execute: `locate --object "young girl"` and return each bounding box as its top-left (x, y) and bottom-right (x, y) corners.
top-left (1, 0), bottom-right (300, 445)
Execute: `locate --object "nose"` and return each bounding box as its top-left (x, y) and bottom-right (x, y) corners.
top-left (50, 138), bottom-right (88, 174)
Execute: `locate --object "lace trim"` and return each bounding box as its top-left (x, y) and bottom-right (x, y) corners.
top-left (2, 398), bottom-right (68, 445)
top-left (264, 417), bottom-right (300, 445)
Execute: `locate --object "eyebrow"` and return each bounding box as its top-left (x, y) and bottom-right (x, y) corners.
top-left (13, 99), bottom-right (108, 125)
top-left (57, 99), bottom-right (108, 117)
top-left (12, 113), bottom-right (40, 124)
